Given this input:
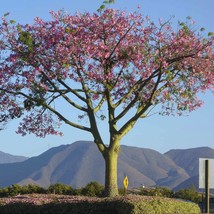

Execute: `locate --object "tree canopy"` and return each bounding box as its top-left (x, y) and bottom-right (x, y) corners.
top-left (0, 10), bottom-right (213, 138)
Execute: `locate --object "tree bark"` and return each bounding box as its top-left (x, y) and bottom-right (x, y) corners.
top-left (103, 145), bottom-right (120, 197)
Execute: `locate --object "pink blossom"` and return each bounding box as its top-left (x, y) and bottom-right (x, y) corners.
top-left (0, 8), bottom-right (213, 138)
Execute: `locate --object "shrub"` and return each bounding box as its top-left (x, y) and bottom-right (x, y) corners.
top-left (174, 185), bottom-right (202, 203)
top-left (72, 188), bottom-right (82, 196)
top-left (0, 184), bottom-right (46, 197)
top-left (7, 184), bottom-right (23, 196)
top-left (81, 181), bottom-right (104, 197)
top-left (140, 186), bottom-right (174, 198)
top-left (24, 184), bottom-right (46, 194)
top-left (47, 183), bottom-right (73, 195)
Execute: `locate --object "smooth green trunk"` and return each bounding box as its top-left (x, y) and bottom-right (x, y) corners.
top-left (104, 147), bottom-right (119, 197)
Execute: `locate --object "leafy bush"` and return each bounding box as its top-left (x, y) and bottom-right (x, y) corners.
top-left (174, 185), bottom-right (202, 203)
top-left (0, 183), bottom-right (75, 197)
top-left (23, 184), bottom-right (46, 194)
top-left (47, 183), bottom-right (73, 195)
top-left (81, 181), bottom-right (104, 197)
top-left (139, 185), bottom-right (202, 204)
top-left (140, 186), bottom-right (174, 198)
top-left (5, 184), bottom-right (23, 196)
top-left (0, 184), bottom-right (46, 197)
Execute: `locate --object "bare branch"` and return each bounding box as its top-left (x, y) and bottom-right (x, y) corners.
top-left (94, 95), bottom-right (106, 113)
top-left (118, 69), bottom-right (163, 137)
top-left (43, 103), bottom-right (91, 132)
top-left (57, 78), bottom-right (87, 103)
top-left (108, 23), bottom-right (135, 60)
top-left (113, 68), bottom-right (161, 123)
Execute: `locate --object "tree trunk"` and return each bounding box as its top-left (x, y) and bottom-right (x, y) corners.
top-left (103, 146), bottom-right (119, 197)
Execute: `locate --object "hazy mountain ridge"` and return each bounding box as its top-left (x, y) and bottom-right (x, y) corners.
top-left (165, 146), bottom-right (214, 177)
top-left (0, 141), bottom-right (213, 190)
top-left (165, 146), bottom-right (214, 190)
top-left (0, 151), bottom-right (28, 164)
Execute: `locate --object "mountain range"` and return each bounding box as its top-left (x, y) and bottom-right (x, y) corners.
top-left (0, 141), bottom-right (213, 190)
top-left (0, 151), bottom-right (28, 164)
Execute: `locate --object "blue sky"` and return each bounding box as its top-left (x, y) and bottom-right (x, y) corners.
top-left (0, 0), bottom-right (214, 157)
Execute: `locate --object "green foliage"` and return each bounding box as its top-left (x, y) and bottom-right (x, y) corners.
top-left (47, 183), bottom-right (73, 195)
top-left (97, 0), bottom-right (115, 12)
top-left (0, 182), bottom-right (202, 210)
top-left (3, 12), bottom-right (10, 17)
top-left (81, 181), bottom-right (104, 197)
top-left (17, 29), bottom-right (36, 62)
top-left (140, 186), bottom-right (174, 198)
top-left (6, 184), bottom-right (23, 197)
top-left (139, 185), bottom-right (202, 204)
top-left (0, 195), bottom-right (200, 214)
top-left (178, 20), bottom-right (192, 36)
top-left (0, 182), bottom-right (105, 197)
top-left (174, 185), bottom-right (202, 204)
top-left (0, 184), bottom-right (46, 197)
top-left (9, 20), bottom-right (16, 24)
top-left (18, 31), bottom-right (34, 53)
top-left (72, 188), bottom-right (82, 196)
top-left (132, 197), bottom-right (200, 214)
top-left (118, 187), bottom-right (126, 196)
top-left (23, 184), bottom-right (46, 194)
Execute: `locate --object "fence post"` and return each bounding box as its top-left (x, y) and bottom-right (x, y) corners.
top-left (205, 159), bottom-right (210, 214)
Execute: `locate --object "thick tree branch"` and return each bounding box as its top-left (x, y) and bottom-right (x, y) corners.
top-left (75, 62), bottom-right (107, 152)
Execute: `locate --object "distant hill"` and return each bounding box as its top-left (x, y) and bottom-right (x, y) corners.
top-left (173, 175), bottom-right (199, 191)
top-left (0, 151), bottom-right (28, 164)
top-left (0, 142), bottom-right (213, 190)
top-left (0, 141), bottom-right (189, 189)
top-left (165, 147), bottom-right (214, 191)
top-left (118, 145), bottom-right (188, 189)
top-left (165, 147), bottom-right (214, 177)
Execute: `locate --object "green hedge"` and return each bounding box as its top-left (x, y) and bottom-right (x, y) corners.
top-left (0, 195), bottom-right (200, 214)
top-left (131, 198), bottom-right (200, 214)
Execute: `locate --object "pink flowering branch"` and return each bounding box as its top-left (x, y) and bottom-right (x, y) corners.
top-left (0, 8), bottom-right (213, 145)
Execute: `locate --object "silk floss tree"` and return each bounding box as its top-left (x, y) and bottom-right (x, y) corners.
top-left (0, 9), bottom-right (214, 197)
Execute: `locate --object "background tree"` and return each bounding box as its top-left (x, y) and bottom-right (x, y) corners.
top-left (0, 10), bottom-right (213, 197)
